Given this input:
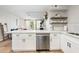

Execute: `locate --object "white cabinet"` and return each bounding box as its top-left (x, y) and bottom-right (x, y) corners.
top-left (66, 39), bottom-right (79, 53)
top-left (12, 34), bottom-right (26, 51)
top-left (12, 33), bottom-right (36, 51)
top-left (25, 33), bottom-right (36, 51)
top-left (61, 34), bottom-right (68, 52)
top-left (61, 34), bottom-right (79, 53)
top-left (71, 42), bottom-right (79, 53)
top-left (50, 33), bottom-right (61, 50)
top-left (61, 34), bottom-right (74, 53)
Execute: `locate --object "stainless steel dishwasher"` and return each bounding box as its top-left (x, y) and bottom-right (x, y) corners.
top-left (36, 33), bottom-right (50, 51)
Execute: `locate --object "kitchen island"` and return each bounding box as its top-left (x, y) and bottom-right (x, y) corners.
top-left (9, 30), bottom-right (79, 53)
top-left (11, 30), bottom-right (62, 52)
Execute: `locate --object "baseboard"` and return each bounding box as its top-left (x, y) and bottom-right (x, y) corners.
top-left (11, 49), bottom-right (36, 53)
top-left (60, 49), bottom-right (64, 53)
top-left (36, 49), bottom-right (49, 51)
top-left (11, 50), bottom-right (36, 53)
top-left (11, 49), bottom-right (64, 53)
top-left (50, 49), bottom-right (64, 53)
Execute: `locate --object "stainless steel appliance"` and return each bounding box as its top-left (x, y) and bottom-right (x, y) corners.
top-left (36, 33), bottom-right (50, 51)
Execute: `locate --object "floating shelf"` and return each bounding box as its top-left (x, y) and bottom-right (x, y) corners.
top-left (50, 17), bottom-right (68, 24)
top-left (50, 17), bottom-right (67, 19)
top-left (50, 22), bottom-right (67, 24)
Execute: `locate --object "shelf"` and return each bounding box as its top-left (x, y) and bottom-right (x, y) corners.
top-left (50, 17), bottom-right (67, 19)
top-left (50, 22), bottom-right (67, 24)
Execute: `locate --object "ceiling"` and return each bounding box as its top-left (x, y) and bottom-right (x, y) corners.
top-left (0, 5), bottom-right (69, 19)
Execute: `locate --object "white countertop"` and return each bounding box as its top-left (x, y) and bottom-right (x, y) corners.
top-left (62, 32), bottom-right (79, 39)
top-left (61, 32), bottom-right (79, 45)
top-left (5, 30), bottom-right (79, 40)
top-left (6, 30), bottom-right (79, 45)
top-left (6, 30), bottom-right (64, 34)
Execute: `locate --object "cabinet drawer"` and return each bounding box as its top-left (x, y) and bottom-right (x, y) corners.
top-left (26, 34), bottom-right (36, 39)
top-left (13, 33), bottom-right (36, 39)
top-left (12, 34), bottom-right (27, 39)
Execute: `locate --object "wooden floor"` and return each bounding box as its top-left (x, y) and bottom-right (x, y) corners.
top-left (0, 40), bottom-right (63, 53)
top-left (0, 40), bottom-right (12, 53)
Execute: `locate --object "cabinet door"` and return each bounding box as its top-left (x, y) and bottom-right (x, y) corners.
top-left (61, 34), bottom-right (68, 53)
top-left (71, 42), bottom-right (79, 53)
top-left (12, 34), bottom-right (27, 51)
top-left (61, 35), bottom-right (72, 53)
top-left (61, 34), bottom-right (79, 53)
top-left (50, 33), bottom-right (60, 50)
top-left (65, 39), bottom-right (76, 53)
top-left (12, 33), bottom-right (36, 51)
top-left (25, 34), bottom-right (36, 51)
top-left (61, 34), bottom-right (73, 53)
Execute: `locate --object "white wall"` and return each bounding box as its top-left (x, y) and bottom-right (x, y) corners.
top-left (0, 9), bottom-right (24, 32)
top-left (68, 6), bottom-right (79, 33)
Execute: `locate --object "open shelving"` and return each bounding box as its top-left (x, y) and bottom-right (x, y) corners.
top-left (50, 17), bottom-right (68, 24)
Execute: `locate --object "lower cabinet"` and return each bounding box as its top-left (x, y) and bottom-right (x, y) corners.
top-left (66, 39), bottom-right (79, 53)
top-left (12, 32), bottom-right (79, 52)
top-left (50, 33), bottom-right (61, 50)
top-left (71, 42), bottom-right (79, 53)
top-left (12, 33), bottom-right (36, 51)
top-left (61, 34), bottom-right (68, 52)
top-left (61, 34), bottom-right (79, 53)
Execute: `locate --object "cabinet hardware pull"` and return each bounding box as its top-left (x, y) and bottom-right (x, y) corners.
top-left (67, 42), bottom-right (71, 48)
top-left (54, 34), bottom-right (57, 36)
top-left (67, 42), bottom-right (69, 46)
top-left (69, 43), bottom-right (71, 48)
top-left (29, 35), bottom-right (32, 36)
top-left (22, 39), bottom-right (26, 42)
top-left (16, 34), bottom-right (19, 36)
